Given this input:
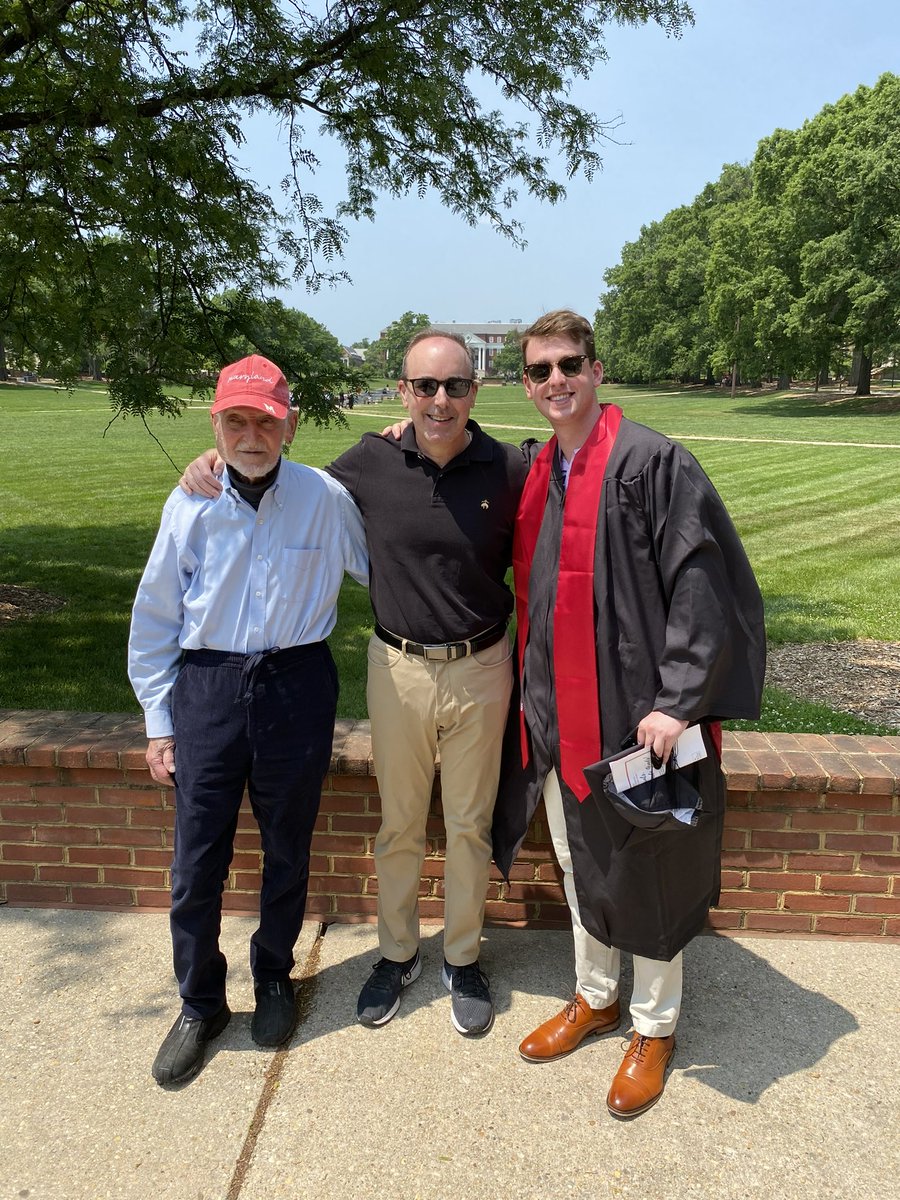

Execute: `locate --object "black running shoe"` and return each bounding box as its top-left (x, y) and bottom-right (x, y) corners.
top-left (356, 950), bottom-right (422, 1026)
top-left (441, 960), bottom-right (494, 1036)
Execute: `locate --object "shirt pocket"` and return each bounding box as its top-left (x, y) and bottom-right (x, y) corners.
top-left (281, 547), bottom-right (324, 590)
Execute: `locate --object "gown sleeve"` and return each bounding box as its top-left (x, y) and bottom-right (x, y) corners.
top-left (644, 445), bottom-right (766, 723)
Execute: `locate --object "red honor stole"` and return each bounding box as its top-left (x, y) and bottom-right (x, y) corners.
top-left (513, 404), bottom-right (623, 801)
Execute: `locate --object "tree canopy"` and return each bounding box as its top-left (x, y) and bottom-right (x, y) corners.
top-left (369, 312), bottom-right (431, 378)
top-left (596, 166), bottom-right (750, 383)
top-left (595, 74), bottom-right (900, 395)
top-left (1, 0), bottom-right (693, 419)
top-left (490, 330), bottom-right (523, 379)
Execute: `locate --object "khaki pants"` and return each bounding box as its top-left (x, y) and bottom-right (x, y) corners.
top-left (543, 769), bottom-right (682, 1037)
top-left (366, 632), bottom-right (513, 966)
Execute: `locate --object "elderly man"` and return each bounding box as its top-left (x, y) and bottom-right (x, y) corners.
top-left (493, 310), bottom-right (765, 1118)
top-left (129, 354), bottom-right (368, 1086)
top-left (182, 331), bottom-right (528, 1037)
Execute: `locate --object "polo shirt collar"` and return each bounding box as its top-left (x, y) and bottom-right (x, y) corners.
top-left (399, 419), bottom-right (492, 466)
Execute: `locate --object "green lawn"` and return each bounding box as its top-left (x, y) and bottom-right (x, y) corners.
top-left (2, 380), bottom-right (898, 734)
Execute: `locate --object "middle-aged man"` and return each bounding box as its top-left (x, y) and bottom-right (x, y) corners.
top-left (492, 309), bottom-right (766, 1119)
top-left (129, 354), bottom-right (369, 1087)
top-left (180, 331), bottom-right (529, 1037)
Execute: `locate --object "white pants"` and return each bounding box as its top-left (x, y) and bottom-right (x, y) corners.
top-left (542, 769), bottom-right (682, 1037)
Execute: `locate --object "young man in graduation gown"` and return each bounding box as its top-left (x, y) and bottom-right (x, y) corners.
top-left (492, 310), bottom-right (765, 1119)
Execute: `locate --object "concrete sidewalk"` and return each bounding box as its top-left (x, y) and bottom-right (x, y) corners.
top-left (1, 908), bottom-right (897, 1200)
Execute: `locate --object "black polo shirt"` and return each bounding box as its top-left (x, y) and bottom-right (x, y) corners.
top-left (327, 421), bottom-right (529, 643)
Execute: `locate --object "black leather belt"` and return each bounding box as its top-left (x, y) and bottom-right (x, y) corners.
top-left (374, 621), bottom-right (507, 662)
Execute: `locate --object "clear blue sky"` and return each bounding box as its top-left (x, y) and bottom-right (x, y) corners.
top-left (243, 0), bottom-right (900, 346)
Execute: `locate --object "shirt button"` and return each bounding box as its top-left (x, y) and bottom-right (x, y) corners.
top-left (253, 627), bottom-right (260, 633)
top-left (257, 554), bottom-right (263, 561)
top-left (255, 591), bottom-right (262, 598)
top-left (257, 518), bottom-right (264, 525)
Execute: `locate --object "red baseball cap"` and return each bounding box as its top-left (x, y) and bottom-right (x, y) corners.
top-left (211, 354), bottom-right (292, 418)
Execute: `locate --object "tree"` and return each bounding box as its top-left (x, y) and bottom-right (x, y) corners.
top-left (371, 312), bottom-right (432, 378)
top-left (751, 74), bottom-right (900, 396)
top-left (596, 164), bottom-right (749, 384)
top-left (1, 1), bottom-right (693, 419)
top-left (490, 331), bottom-right (523, 380)
top-left (598, 77), bottom-right (900, 396)
top-left (207, 293), bottom-right (361, 421)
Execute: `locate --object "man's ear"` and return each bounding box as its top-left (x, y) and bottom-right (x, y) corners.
top-left (397, 379), bottom-right (411, 412)
top-left (284, 409), bottom-right (299, 446)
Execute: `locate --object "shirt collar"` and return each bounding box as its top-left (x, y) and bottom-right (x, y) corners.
top-left (222, 461), bottom-right (285, 509)
top-left (399, 419), bottom-right (493, 466)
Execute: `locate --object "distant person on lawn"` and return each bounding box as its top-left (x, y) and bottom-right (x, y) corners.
top-left (128, 354), bottom-right (368, 1087)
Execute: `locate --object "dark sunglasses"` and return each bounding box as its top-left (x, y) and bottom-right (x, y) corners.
top-left (523, 354), bottom-right (588, 384)
top-left (406, 376), bottom-right (474, 399)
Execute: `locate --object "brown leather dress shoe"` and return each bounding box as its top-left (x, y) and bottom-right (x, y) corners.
top-left (606, 1031), bottom-right (676, 1118)
top-left (518, 994), bottom-right (620, 1062)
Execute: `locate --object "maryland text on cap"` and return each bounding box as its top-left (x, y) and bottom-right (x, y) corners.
top-left (211, 354), bottom-right (291, 418)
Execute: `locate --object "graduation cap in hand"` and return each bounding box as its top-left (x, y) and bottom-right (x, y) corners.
top-left (583, 743), bottom-right (703, 833)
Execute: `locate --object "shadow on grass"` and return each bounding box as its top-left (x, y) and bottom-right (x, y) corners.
top-left (763, 593), bottom-right (857, 646)
top-left (0, 523), bottom-right (375, 718)
top-left (732, 390), bottom-right (900, 419)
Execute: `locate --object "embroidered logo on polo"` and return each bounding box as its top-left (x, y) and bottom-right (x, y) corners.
top-left (481, 499), bottom-right (490, 509)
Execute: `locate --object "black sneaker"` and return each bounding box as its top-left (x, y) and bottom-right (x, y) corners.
top-left (152, 1003), bottom-right (231, 1087)
top-left (441, 960), bottom-right (494, 1036)
top-left (251, 980), bottom-right (297, 1047)
top-left (356, 950), bottom-right (422, 1026)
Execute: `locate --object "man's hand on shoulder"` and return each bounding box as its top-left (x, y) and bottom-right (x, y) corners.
top-left (636, 712), bottom-right (689, 768)
top-left (146, 737), bottom-right (176, 787)
top-left (379, 418), bottom-right (410, 439)
top-left (179, 449), bottom-right (224, 497)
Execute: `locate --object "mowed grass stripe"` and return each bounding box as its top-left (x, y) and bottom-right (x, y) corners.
top-left (2, 382), bottom-right (898, 730)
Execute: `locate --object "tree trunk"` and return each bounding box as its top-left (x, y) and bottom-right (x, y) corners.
top-left (0, 335), bottom-right (7, 381)
top-left (777, 373), bottom-right (790, 390)
top-left (730, 313), bottom-right (740, 399)
top-left (849, 347), bottom-right (862, 387)
top-left (855, 349), bottom-right (872, 397)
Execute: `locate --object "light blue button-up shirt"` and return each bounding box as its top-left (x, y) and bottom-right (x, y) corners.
top-left (128, 461), bottom-right (369, 738)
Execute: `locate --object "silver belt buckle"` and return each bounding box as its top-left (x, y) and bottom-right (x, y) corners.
top-left (422, 640), bottom-right (470, 661)
top-left (423, 643), bottom-right (452, 661)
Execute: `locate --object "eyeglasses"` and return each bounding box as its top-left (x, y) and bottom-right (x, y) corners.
top-left (523, 355), bottom-right (588, 384)
top-left (405, 377), bottom-right (474, 399)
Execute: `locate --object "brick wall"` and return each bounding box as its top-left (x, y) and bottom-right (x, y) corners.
top-left (1, 710), bottom-right (898, 939)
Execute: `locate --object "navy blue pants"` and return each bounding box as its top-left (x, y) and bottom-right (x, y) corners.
top-left (170, 644), bottom-right (337, 1018)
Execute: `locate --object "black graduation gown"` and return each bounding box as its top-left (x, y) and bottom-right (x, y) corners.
top-left (492, 416), bottom-right (766, 961)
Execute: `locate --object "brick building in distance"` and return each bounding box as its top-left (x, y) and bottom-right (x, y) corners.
top-left (429, 320), bottom-right (529, 376)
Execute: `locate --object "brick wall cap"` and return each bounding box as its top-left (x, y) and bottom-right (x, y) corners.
top-left (1, 712), bottom-right (898, 789)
